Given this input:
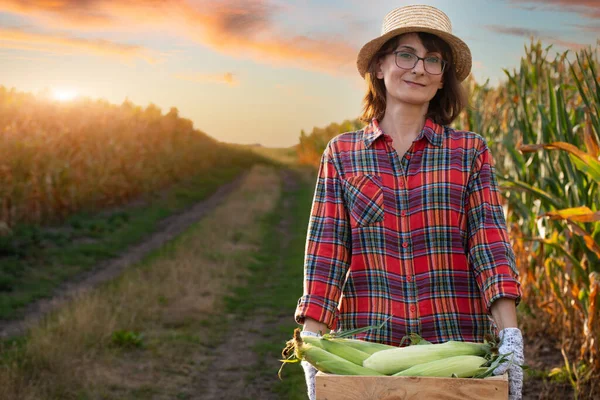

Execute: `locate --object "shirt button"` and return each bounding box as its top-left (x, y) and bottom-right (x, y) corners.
top-left (405, 154), bottom-right (411, 160)
top-left (410, 305), bottom-right (416, 312)
top-left (407, 275), bottom-right (412, 282)
top-left (399, 180), bottom-right (405, 188)
top-left (401, 211), bottom-right (407, 217)
top-left (402, 242), bottom-right (409, 248)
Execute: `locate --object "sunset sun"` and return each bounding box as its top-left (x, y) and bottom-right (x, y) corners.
top-left (52, 88), bottom-right (78, 102)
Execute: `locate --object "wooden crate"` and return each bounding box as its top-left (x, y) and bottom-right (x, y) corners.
top-left (315, 371), bottom-right (508, 400)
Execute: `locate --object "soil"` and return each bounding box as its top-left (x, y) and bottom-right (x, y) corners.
top-left (0, 172), bottom-right (248, 339)
top-left (522, 333), bottom-right (574, 399)
top-left (193, 168), bottom-right (299, 400)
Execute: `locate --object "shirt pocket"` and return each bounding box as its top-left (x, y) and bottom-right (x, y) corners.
top-left (342, 174), bottom-right (384, 227)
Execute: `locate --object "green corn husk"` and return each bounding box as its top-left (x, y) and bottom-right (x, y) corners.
top-left (301, 335), bottom-right (371, 365)
top-left (392, 355), bottom-right (488, 378)
top-left (301, 344), bottom-right (384, 375)
top-left (363, 340), bottom-right (491, 375)
top-left (280, 328), bottom-right (384, 376)
top-left (327, 337), bottom-right (396, 354)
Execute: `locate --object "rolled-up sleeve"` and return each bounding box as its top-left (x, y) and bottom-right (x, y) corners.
top-left (294, 142), bottom-right (351, 329)
top-left (466, 142), bottom-right (522, 311)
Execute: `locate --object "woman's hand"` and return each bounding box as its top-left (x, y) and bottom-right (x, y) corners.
top-left (490, 299), bottom-right (523, 399)
top-left (493, 327), bottom-right (524, 400)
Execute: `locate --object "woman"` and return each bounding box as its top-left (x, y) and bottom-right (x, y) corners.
top-left (294, 4), bottom-right (524, 400)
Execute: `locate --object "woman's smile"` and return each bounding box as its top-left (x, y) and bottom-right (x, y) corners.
top-left (403, 80), bottom-right (426, 87)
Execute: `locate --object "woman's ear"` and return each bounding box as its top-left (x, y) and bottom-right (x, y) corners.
top-left (375, 57), bottom-right (384, 80)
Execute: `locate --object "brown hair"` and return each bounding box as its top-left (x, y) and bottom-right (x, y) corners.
top-left (359, 32), bottom-right (467, 126)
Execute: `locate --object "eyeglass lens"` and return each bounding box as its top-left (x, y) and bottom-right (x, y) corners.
top-left (395, 52), bottom-right (444, 75)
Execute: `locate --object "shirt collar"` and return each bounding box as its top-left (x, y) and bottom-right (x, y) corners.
top-left (362, 117), bottom-right (444, 148)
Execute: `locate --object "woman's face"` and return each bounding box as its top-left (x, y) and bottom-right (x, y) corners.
top-left (376, 33), bottom-right (445, 108)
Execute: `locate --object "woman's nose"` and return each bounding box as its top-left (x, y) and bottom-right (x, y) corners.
top-left (411, 58), bottom-right (426, 74)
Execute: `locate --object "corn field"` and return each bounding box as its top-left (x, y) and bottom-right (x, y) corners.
top-left (463, 41), bottom-right (600, 398)
top-left (0, 89), bottom-right (254, 229)
top-left (297, 42), bottom-right (600, 398)
top-left (296, 120), bottom-right (363, 165)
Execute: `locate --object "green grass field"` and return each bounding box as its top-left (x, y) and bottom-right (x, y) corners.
top-left (0, 163), bottom-right (258, 320)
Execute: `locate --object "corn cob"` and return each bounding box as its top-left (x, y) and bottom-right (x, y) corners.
top-left (327, 337), bottom-right (396, 354)
top-left (363, 340), bottom-right (490, 375)
top-left (301, 335), bottom-right (371, 365)
top-left (392, 355), bottom-right (488, 378)
top-left (300, 344), bottom-right (384, 375)
top-left (285, 329), bottom-right (384, 376)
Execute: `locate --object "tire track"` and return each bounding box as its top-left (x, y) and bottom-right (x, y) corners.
top-left (194, 168), bottom-right (299, 400)
top-left (0, 172), bottom-right (248, 339)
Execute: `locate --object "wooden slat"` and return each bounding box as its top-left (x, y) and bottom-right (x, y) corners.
top-left (315, 372), bottom-right (508, 400)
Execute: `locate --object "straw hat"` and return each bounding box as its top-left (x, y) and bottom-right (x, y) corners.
top-left (356, 5), bottom-right (472, 82)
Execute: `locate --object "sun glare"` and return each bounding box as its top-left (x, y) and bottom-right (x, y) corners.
top-left (52, 89), bottom-right (78, 102)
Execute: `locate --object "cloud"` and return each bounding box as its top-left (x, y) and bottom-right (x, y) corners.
top-left (174, 72), bottom-right (238, 86)
top-left (484, 25), bottom-right (587, 50)
top-left (0, 0), bottom-right (359, 75)
top-left (485, 25), bottom-right (540, 37)
top-left (509, 5), bottom-right (539, 11)
top-left (509, 0), bottom-right (600, 19)
top-left (0, 27), bottom-right (157, 63)
top-left (571, 24), bottom-right (600, 33)
top-left (501, 2), bottom-right (600, 44)
top-left (0, 0), bottom-right (173, 28)
top-left (548, 38), bottom-right (589, 51)
top-left (180, 1), bottom-right (358, 74)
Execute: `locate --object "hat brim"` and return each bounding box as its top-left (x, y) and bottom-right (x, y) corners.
top-left (356, 27), bottom-right (472, 82)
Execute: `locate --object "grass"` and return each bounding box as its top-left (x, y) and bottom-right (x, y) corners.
top-left (0, 163), bottom-right (289, 399)
top-left (0, 161), bottom-right (262, 319)
top-left (0, 136), bottom-right (317, 399)
top-left (220, 166), bottom-right (315, 400)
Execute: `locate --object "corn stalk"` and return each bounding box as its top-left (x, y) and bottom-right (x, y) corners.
top-left (455, 40), bottom-right (600, 397)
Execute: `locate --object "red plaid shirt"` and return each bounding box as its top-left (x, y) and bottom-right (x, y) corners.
top-left (295, 118), bottom-right (522, 346)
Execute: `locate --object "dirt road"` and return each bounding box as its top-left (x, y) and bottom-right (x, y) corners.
top-left (0, 172), bottom-right (247, 339)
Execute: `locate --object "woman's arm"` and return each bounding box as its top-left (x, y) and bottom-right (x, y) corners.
top-left (465, 141), bottom-right (522, 311)
top-left (303, 317), bottom-right (329, 335)
top-left (490, 298), bottom-right (518, 330)
top-left (294, 142), bottom-right (352, 330)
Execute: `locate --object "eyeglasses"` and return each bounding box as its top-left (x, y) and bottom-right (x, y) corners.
top-left (391, 51), bottom-right (447, 75)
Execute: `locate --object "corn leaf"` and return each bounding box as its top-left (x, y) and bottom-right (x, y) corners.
top-left (472, 353), bottom-right (514, 379)
top-left (520, 142), bottom-right (600, 184)
top-left (566, 222), bottom-right (600, 259)
top-left (529, 237), bottom-right (590, 285)
top-left (500, 176), bottom-right (563, 209)
top-left (583, 111), bottom-right (599, 158)
top-left (542, 206), bottom-right (600, 223)
top-left (324, 316), bottom-right (391, 339)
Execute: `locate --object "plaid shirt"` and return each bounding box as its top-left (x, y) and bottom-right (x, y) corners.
top-left (295, 118), bottom-right (522, 346)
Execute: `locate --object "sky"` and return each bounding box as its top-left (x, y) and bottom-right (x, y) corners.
top-left (0, 0), bottom-right (598, 147)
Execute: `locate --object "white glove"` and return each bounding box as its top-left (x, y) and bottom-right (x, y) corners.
top-left (300, 331), bottom-right (320, 400)
top-left (493, 327), bottom-right (524, 400)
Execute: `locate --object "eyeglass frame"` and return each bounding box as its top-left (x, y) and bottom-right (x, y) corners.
top-left (386, 50), bottom-right (448, 75)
